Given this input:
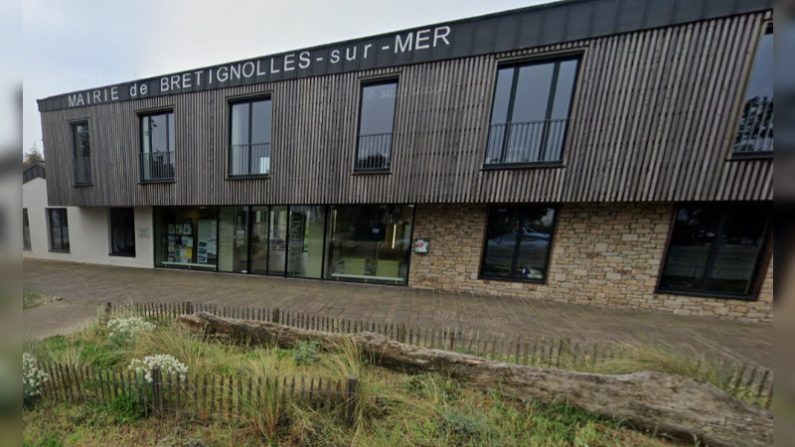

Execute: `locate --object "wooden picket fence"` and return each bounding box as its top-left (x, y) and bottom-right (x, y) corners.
top-left (39, 360), bottom-right (359, 425)
top-left (106, 300), bottom-right (773, 409)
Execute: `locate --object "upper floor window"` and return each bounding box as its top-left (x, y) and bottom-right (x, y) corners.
top-left (733, 25), bottom-right (773, 156)
top-left (658, 204), bottom-right (771, 299)
top-left (480, 205), bottom-right (557, 282)
top-left (355, 79), bottom-right (397, 171)
top-left (47, 208), bottom-right (70, 252)
top-left (485, 57), bottom-right (579, 166)
top-left (140, 110), bottom-right (175, 182)
top-left (71, 121), bottom-right (91, 185)
top-left (229, 97), bottom-right (272, 177)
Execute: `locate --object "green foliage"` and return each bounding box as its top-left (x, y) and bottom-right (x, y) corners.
top-left (292, 340), bottom-right (320, 366)
top-left (23, 291), bottom-right (45, 309)
top-left (439, 410), bottom-right (490, 445)
top-left (99, 392), bottom-right (147, 424)
top-left (23, 434), bottom-right (63, 447)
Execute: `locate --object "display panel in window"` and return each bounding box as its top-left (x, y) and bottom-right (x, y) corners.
top-left (480, 206), bottom-right (557, 282)
top-left (659, 204), bottom-right (771, 298)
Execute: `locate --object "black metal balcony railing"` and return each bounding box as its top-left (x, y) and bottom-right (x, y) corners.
top-left (140, 151), bottom-right (175, 182)
top-left (72, 156), bottom-right (92, 185)
top-left (733, 96), bottom-right (773, 155)
top-left (355, 132), bottom-right (392, 171)
top-left (230, 143), bottom-right (271, 176)
top-left (485, 119), bottom-right (569, 165)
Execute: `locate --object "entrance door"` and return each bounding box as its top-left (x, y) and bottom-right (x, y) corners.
top-left (286, 206), bottom-right (326, 278)
top-left (218, 206), bottom-right (248, 273)
top-left (268, 206), bottom-right (288, 275)
top-left (249, 206), bottom-right (269, 274)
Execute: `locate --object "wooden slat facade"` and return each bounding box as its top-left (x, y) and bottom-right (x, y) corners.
top-left (40, 11), bottom-right (773, 207)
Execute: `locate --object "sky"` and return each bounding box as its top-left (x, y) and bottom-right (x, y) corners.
top-left (21, 0), bottom-right (557, 156)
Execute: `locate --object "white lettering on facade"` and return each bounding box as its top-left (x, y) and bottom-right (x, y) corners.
top-left (283, 54), bottom-right (295, 71)
top-left (330, 49), bottom-right (340, 64)
top-left (299, 51), bottom-right (311, 69)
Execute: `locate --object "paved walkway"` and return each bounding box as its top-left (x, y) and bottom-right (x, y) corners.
top-left (23, 258), bottom-right (771, 367)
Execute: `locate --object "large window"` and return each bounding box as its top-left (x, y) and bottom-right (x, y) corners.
top-left (480, 206), bottom-right (557, 282)
top-left (72, 121), bottom-right (91, 185)
top-left (229, 98), bottom-right (272, 176)
top-left (325, 205), bottom-right (413, 284)
top-left (733, 25), bottom-right (773, 155)
top-left (485, 57), bottom-right (579, 165)
top-left (659, 204), bottom-right (771, 298)
top-left (23, 208), bottom-right (31, 250)
top-left (140, 111), bottom-right (175, 181)
top-left (355, 80), bottom-right (398, 171)
top-left (47, 208), bottom-right (69, 252)
top-left (154, 207), bottom-right (217, 270)
top-left (109, 208), bottom-right (136, 257)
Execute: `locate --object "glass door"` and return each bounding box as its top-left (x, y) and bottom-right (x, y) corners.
top-left (268, 206), bottom-right (288, 275)
top-left (249, 206), bottom-right (269, 274)
top-left (218, 206), bottom-right (248, 273)
top-left (287, 206), bottom-right (326, 278)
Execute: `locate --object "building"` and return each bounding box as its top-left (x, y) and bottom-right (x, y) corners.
top-left (33, 0), bottom-right (774, 322)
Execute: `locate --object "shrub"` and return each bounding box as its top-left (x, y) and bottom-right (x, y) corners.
top-left (106, 317), bottom-right (155, 343)
top-left (293, 341), bottom-right (320, 366)
top-left (23, 353), bottom-right (50, 403)
top-left (128, 354), bottom-right (188, 383)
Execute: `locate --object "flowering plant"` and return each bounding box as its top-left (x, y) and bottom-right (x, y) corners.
top-left (128, 354), bottom-right (188, 383)
top-left (23, 352), bottom-right (49, 401)
top-left (107, 317), bottom-right (155, 342)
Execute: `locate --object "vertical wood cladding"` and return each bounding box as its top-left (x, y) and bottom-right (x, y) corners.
top-left (41, 12), bottom-right (772, 207)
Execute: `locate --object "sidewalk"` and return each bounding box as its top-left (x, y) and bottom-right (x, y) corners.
top-left (23, 258), bottom-right (771, 367)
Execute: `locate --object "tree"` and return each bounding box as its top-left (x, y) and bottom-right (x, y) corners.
top-left (23, 147), bottom-right (44, 169)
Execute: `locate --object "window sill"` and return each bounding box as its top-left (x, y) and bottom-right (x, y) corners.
top-left (482, 161), bottom-right (564, 170)
top-left (478, 275), bottom-right (547, 285)
top-left (352, 169), bottom-right (391, 176)
top-left (655, 288), bottom-right (758, 302)
top-left (49, 249), bottom-right (70, 254)
top-left (139, 179), bottom-right (175, 185)
top-left (109, 253), bottom-right (136, 258)
top-left (227, 174), bottom-right (270, 180)
top-left (72, 183), bottom-right (93, 188)
top-left (727, 152), bottom-right (773, 161)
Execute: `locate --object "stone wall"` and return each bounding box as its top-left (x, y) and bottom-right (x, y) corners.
top-left (408, 204), bottom-right (773, 323)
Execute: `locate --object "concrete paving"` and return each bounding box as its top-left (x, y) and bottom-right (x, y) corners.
top-left (23, 258), bottom-right (772, 367)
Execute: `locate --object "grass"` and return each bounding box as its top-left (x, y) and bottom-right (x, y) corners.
top-left (23, 316), bottom-right (703, 446)
top-left (23, 291), bottom-right (48, 309)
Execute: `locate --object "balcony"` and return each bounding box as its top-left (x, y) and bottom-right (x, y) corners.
top-left (72, 156), bottom-right (92, 186)
top-left (140, 151), bottom-right (175, 182)
top-left (484, 119), bottom-right (569, 166)
top-left (733, 96), bottom-right (773, 156)
top-left (229, 143), bottom-right (270, 176)
top-left (355, 132), bottom-right (392, 172)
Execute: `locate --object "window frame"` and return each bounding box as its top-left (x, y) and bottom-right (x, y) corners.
top-left (70, 119), bottom-right (92, 186)
top-left (478, 204), bottom-right (559, 284)
top-left (138, 108), bottom-right (176, 183)
top-left (655, 203), bottom-right (772, 301)
top-left (109, 207), bottom-right (136, 257)
top-left (227, 94), bottom-right (273, 179)
top-left (483, 54), bottom-right (581, 168)
top-left (353, 77), bottom-right (399, 173)
top-left (23, 208), bottom-right (31, 250)
top-left (728, 22), bottom-right (774, 160)
top-left (46, 208), bottom-right (70, 253)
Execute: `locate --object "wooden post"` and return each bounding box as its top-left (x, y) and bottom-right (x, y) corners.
top-left (272, 308), bottom-right (280, 324)
top-left (104, 302), bottom-right (112, 322)
top-left (345, 376), bottom-right (358, 427)
top-left (151, 366), bottom-right (163, 416)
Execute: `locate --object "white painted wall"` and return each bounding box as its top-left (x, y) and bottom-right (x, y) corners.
top-left (22, 177), bottom-right (153, 268)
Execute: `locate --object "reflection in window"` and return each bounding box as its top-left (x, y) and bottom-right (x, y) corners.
top-left (734, 25), bottom-right (773, 155)
top-left (485, 57), bottom-right (579, 165)
top-left (480, 206), bottom-right (557, 281)
top-left (47, 208), bottom-right (69, 252)
top-left (659, 204), bottom-right (771, 297)
top-left (325, 205), bottom-right (413, 284)
top-left (140, 111), bottom-right (175, 181)
top-left (72, 121), bottom-right (91, 185)
top-left (110, 208), bottom-right (136, 257)
top-left (230, 98), bottom-right (272, 176)
top-left (287, 206), bottom-right (326, 278)
top-left (356, 80), bottom-right (397, 171)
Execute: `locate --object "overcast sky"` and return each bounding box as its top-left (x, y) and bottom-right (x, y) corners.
top-left (22, 0), bottom-right (557, 156)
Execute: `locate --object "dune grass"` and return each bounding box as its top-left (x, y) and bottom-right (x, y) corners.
top-left (23, 316), bottom-right (682, 446)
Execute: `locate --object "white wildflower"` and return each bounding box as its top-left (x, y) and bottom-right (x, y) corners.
top-left (128, 354), bottom-right (188, 383)
top-left (107, 317), bottom-right (155, 341)
top-left (23, 352), bottom-right (49, 400)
